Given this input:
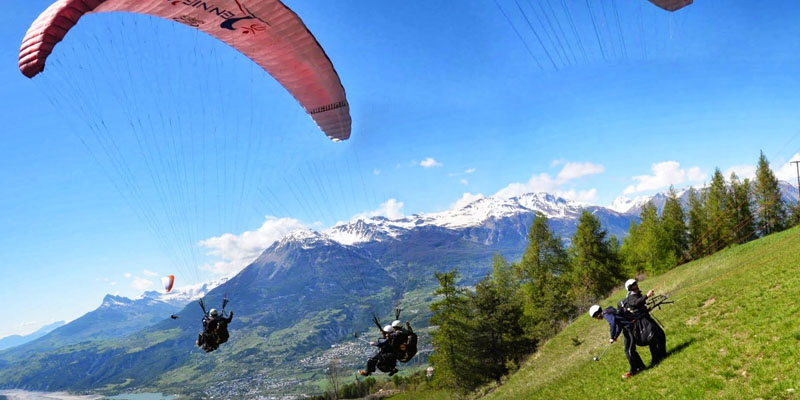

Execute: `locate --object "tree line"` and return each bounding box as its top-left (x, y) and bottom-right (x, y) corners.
top-left (429, 151), bottom-right (799, 392)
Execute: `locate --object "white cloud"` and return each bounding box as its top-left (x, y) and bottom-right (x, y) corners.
top-left (198, 216), bottom-right (308, 277)
top-left (373, 169), bottom-right (381, 175)
top-left (556, 162), bottom-right (605, 182)
top-left (494, 161), bottom-right (604, 203)
top-left (131, 277), bottom-right (153, 290)
top-left (550, 159), bottom-right (565, 168)
top-left (460, 179), bottom-right (469, 185)
top-left (110, 281), bottom-right (117, 286)
top-left (623, 161), bottom-right (706, 194)
top-left (687, 166), bottom-right (705, 182)
top-left (124, 273), bottom-right (132, 279)
top-left (495, 173), bottom-right (557, 199)
top-left (557, 188), bottom-right (599, 203)
top-left (776, 153), bottom-right (800, 182)
top-left (450, 193), bottom-right (485, 210)
top-left (142, 269), bottom-right (158, 277)
top-left (354, 198), bottom-right (405, 220)
top-left (465, 168), bottom-right (476, 174)
top-left (420, 157), bottom-right (442, 168)
top-left (725, 164), bottom-right (757, 180)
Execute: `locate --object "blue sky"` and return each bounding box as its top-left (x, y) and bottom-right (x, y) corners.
top-left (2, 0), bottom-right (800, 337)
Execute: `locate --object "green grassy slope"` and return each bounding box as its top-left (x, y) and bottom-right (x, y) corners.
top-left (484, 226), bottom-right (800, 400)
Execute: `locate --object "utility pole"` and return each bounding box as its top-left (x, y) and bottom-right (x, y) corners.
top-left (792, 161), bottom-right (800, 202)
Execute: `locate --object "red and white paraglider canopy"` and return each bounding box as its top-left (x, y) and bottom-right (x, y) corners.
top-left (19, 0), bottom-right (351, 141)
top-left (162, 275), bottom-right (175, 293)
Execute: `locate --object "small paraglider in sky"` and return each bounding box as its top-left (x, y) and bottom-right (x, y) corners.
top-left (161, 275), bottom-right (175, 293)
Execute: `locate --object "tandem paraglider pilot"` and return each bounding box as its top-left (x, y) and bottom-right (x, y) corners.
top-left (621, 279), bottom-right (667, 366)
top-left (196, 298), bottom-right (234, 353)
top-left (590, 278), bottom-right (669, 378)
top-left (590, 304), bottom-right (645, 378)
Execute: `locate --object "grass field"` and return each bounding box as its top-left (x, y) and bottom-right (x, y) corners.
top-left (392, 226), bottom-right (800, 400)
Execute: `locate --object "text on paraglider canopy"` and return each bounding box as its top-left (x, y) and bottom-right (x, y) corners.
top-left (309, 101), bottom-right (348, 115)
top-left (169, 0), bottom-right (236, 19)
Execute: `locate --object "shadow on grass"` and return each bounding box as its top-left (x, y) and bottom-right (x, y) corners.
top-left (665, 338), bottom-right (695, 358)
top-left (649, 338), bottom-right (695, 369)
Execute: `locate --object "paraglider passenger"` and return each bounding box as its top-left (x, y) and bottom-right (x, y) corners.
top-left (216, 309), bottom-right (234, 345)
top-left (622, 279), bottom-right (667, 365)
top-left (590, 304), bottom-right (645, 379)
top-left (359, 325), bottom-right (399, 377)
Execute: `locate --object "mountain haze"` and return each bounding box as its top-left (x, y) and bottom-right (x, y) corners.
top-left (0, 322), bottom-right (64, 352)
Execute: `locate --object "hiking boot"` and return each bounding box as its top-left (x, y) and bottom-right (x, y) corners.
top-left (622, 372), bottom-right (633, 379)
top-left (358, 370), bottom-right (369, 377)
top-left (388, 368), bottom-right (399, 376)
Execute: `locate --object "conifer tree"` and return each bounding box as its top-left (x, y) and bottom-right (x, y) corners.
top-left (626, 202), bottom-right (673, 274)
top-left (570, 210), bottom-right (618, 306)
top-left (514, 212), bottom-right (571, 340)
top-left (661, 186), bottom-right (688, 262)
top-left (429, 270), bottom-right (480, 391)
top-left (729, 173), bottom-right (756, 243)
top-left (607, 235), bottom-right (623, 276)
top-left (754, 151), bottom-right (787, 235)
top-left (472, 255), bottom-right (530, 383)
top-left (789, 200), bottom-right (800, 228)
top-left (621, 219), bottom-right (644, 272)
top-left (687, 188), bottom-right (708, 259)
top-left (705, 168), bottom-right (732, 251)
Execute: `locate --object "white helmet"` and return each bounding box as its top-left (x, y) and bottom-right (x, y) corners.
top-left (588, 305), bottom-right (602, 318)
top-left (391, 320), bottom-right (402, 329)
top-left (383, 325), bottom-right (393, 333)
top-left (625, 279), bottom-right (637, 290)
top-left (209, 309), bottom-right (219, 317)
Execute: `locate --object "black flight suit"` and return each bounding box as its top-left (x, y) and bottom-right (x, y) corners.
top-left (625, 291), bottom-right (667, 365)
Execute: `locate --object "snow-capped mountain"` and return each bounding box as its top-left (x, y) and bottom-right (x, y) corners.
top-left (610, 182), bottom-right (798, 216)
top-left (0, 281), bottom-right (223, 359)
top-left (609, 195), bottom-right (653, 214)
top-left (102, 278), bottom-right (225, 310)
top-left (3, 185), bottom-right (798, 396)
top-left (151, 277), bottom-right (228, 305)
top-left (324, 192), bottom-right (627, 246)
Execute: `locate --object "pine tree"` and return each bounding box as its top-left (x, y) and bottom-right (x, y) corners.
top-left (754, 151), bottom-right (787, 235)
top-left (607, 235), bottom-right (623, 277)
top-left (621, 219), bottom-right (644, 272)
top-left (514, 212), bottom-right (571, 340)
top-left (661, 186), bottom-right (688, 262)
top-left (429, 269), bottom-right (480, 391)
top-left (729, 173), bottom-right (756, 243)
top-left (471, 255), bottom-right (531, 383)
top-left (687, 188), bottom-right (708, 259)
top-left (789, 200), bottom-right (800, 228)
top-left (630, 202), bottom-right (673, 274)
top-left (570, 210), bottom-right (618, 306)
top-left (705, 168), bottom-right (732, 252)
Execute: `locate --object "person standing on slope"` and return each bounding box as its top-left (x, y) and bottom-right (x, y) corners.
top-left (621, 279), bottom-right (667, 366)
top-left (590, 304), bottom-right (645, 378)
